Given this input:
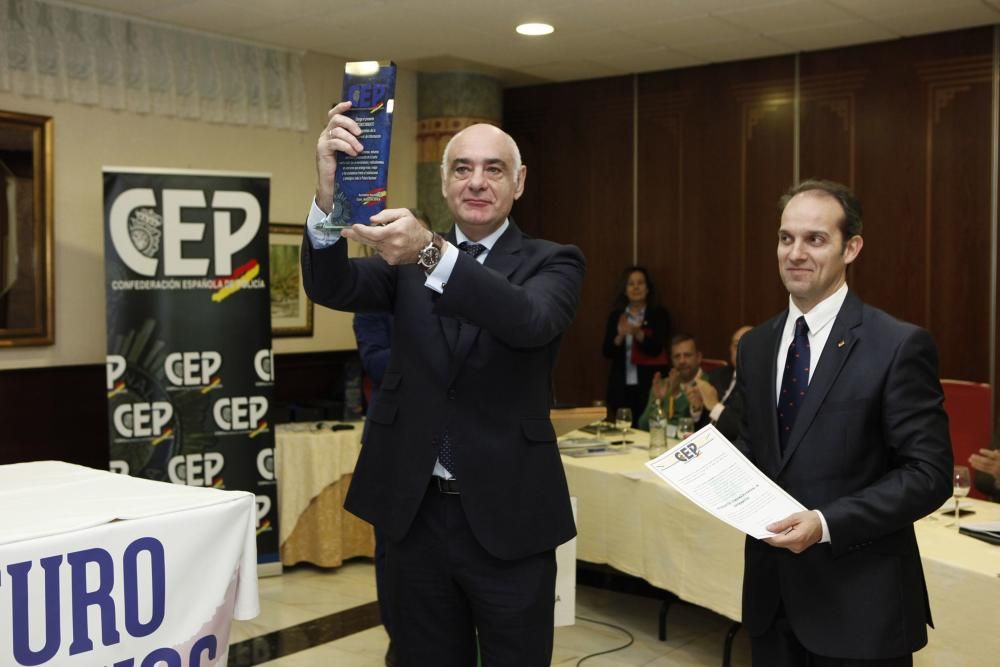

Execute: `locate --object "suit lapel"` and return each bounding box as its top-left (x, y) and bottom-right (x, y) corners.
top-left (767, 313), bottom-right (788, 466)
top-left (445, 221), bottom-right (524, 386)
top-left (778, 291), bottom-right (863, 473)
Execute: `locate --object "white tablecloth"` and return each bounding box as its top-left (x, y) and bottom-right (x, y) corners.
top-left (0, 461), bottom-right (259, 667)
top-left (561, 431), bottom-right (1000, 664)
top-left (274, 421), bottom-right (364, 544)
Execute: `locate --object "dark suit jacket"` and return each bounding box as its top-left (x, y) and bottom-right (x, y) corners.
top-left (694, 364), bottom-right (743, 441)
top-left (353, 312), bottom-right (392, 443)
top-left (736, 290), bottom-right (952, 660)
top-left (302, 221), bottom-right (585, 560)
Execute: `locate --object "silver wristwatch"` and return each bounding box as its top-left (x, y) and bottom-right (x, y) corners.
top-left (416, 232), bottom-right (444, 272)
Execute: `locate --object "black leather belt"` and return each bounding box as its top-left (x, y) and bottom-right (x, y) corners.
top-left (432, 477), bottom-right (460, 495)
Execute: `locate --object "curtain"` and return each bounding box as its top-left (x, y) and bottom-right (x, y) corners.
top-left (0, 0), bottom-right (308, 131)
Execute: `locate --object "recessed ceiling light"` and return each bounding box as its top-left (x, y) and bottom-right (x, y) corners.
top-left (516, 23), bottom-right (554, 36)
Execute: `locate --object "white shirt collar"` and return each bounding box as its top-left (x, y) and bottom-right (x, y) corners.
top-left (455, 219), bottom-right (509, 251)
top-left (787, 282), bottom-right (848, 337)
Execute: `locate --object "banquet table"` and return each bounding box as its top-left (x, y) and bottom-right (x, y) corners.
top-left (275, 421), bottom-right (374, 567)
top-left (0, 461), bottom-right (259, 667)
top-left (560, 430), bottom-right (1000, 665)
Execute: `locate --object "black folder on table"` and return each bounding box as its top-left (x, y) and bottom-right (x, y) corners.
top-left (959, 525), bottom-right (1000, 545)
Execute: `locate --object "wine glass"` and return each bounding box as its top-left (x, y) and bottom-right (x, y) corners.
top-left (952, 465), bottom-right (971, 527)
top-left (615, 407), bottom-right (633, 445)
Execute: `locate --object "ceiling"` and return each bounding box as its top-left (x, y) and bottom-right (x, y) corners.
top-left (64, 0), bottom-right (1000, 86)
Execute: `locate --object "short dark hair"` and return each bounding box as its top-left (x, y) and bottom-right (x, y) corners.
top-left (611, 265), bottom-right (660, 311)
top-left (778, 179), bottom-right (863, 242)
top-left (670, 333), bottom-right (697, 351)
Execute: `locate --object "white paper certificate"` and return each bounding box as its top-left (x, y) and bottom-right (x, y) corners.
top-left (645, 424), bottom-right (806, 539)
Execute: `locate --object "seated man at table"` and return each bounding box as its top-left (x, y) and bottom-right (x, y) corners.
top-left (638, 333), bottom-right (709, 430)
top-left (688, 325), bottom-right (752, 440)
top-left (970, 431), bottom-right (1000, 501)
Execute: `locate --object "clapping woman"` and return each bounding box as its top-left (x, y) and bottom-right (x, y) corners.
top-left (601, 266), bottom-right (672, 426)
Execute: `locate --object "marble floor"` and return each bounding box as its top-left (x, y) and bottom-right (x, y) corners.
top-left (228, 560), bottom-right (751, 666)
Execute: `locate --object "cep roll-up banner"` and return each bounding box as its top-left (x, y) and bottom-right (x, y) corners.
top-left (102, 168), bottom-right (279, 569)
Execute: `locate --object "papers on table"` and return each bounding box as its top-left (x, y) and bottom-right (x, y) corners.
top-left (645, 424), bottom-right (806, 539)
top-left (558, 436), bottom-right (629, 457)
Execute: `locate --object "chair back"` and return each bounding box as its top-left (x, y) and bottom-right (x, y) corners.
top-left (940, 379), bottom-right (992, 499)
top-left (700, 358), bottom-right (728, 373)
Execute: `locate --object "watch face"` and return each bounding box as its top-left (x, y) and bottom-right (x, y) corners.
top-left (418, 244), bottom-right (440, 268)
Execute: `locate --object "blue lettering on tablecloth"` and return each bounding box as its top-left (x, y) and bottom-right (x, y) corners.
top-left (0, 537), bottom-right (207, 666)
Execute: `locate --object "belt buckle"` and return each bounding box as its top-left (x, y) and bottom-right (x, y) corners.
top-left (435, 477), bottom-right (460, 495)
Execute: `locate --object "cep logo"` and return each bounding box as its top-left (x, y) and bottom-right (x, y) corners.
top-left (109, 460), bottom-right (130, 475)
top-left (255, 495), bottom-right (272, 529)
top-left (106, 355), bottom-right (127, 391)
top-left (168, 452), bottom-right (225, 486)
top-left (113, 402), bottom-right (174, 438)
top-left (214, 396), bottom-right (268, 431)
top-left (674, 443), bottom-right (700, 463)
top-left (165, 351), bottom-right (222, 387)
top-left (109, 188), bottom-right (260, 276)
top-left (256, 447), bottom-right (275, 481)
top-left (347, 82), bottom-right (389, 109)
top-left (254, 348), bottom-right (274, 383)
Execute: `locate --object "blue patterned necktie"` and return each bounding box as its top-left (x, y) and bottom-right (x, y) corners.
top-left (437, 242), bottom-right (487, 476)
top-left (777, 316), bottom-right (810, 452)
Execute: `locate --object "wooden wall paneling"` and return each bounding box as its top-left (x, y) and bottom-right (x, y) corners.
top-left (798, 72), bottom-right (865, 186)
top-left (635, 71), bottom-right (687, 343)
top-left (919, 56), bottom-right (992, 383)
top-left (505, 76), bottom-right (635, 407)
top-left (637, 58), bottom-right (795, 363)
top-left (733, 67), bottom-right (796, 331)
top-left (0, 365), bottom-right (109, 467)
top-left (800, 30), bottom-right (993, 385)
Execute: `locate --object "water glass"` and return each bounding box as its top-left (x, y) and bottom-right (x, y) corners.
top-left (615, 408), bottom-right (633, 444)
top-left (677, 416), bottom-right (695, 440)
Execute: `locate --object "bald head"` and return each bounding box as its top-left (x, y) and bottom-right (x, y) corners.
top-left (441, 124), bottom-right (522, 175)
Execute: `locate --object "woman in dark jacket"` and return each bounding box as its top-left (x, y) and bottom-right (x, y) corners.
top-left (602, 266), bottom-right (671, 426)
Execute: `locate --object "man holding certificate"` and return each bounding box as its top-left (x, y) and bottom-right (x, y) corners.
top-left (301, 103), bottom-right (584, 666)
top-left (735, 180), bottom-right (952, 665)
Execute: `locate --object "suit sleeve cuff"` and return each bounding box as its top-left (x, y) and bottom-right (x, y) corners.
top-left (815, 509), bottom-right (831, 543)
top-left (306, 198), bottom-right (342, 248)
top-left (423, 242), bottom-right (458, 294)
top-left (709, 403), bottom-right (725, 422)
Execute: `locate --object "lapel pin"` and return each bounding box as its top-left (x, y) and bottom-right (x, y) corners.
top-left (837, 340), bottom-right (845, 348)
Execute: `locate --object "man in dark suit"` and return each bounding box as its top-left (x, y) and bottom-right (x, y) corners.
top-left (352, 311), bottom-right (395, 665)
top-left (301, 102), bottom-right (584, 667)
top-left (690, 324), bottom-right (751, 440)
top-left (736, 180), bottom-right (952, 665)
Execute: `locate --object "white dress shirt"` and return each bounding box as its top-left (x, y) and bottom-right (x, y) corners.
top-left (307, 200), bottom-right (509, 479)
top-left (773, 281), bottom-right (849, 543)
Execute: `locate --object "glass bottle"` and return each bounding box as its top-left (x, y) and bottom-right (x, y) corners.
top-left (649, 403), bottom-right (668, 459)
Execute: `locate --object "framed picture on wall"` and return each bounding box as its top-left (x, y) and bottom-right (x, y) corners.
top-left (0, 110), bottom-right (54, 347)
top-left (268, 223), bottom-right (313, 337)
